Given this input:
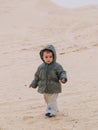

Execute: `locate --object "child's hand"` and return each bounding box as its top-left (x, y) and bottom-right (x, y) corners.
top-left (29, 84), bottom-right (32, 88)
top-left (60, 78), bottom-right (67, 83)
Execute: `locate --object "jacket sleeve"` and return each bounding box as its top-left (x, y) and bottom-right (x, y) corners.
top-left (30, 67), bottom-right (40, 88)
top-left (56, 64), bottom-right (67, 83)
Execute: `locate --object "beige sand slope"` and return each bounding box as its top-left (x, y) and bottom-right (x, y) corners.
top-left (0, 0), bottom-right (98, 130)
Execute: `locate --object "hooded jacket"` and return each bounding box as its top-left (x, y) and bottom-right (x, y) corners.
top-left (30, 45), bottom-right (67, 94)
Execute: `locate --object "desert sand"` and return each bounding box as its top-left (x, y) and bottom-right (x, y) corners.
top-left (0, 0), bottom-right (98, 130)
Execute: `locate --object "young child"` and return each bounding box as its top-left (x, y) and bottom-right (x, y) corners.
top-left (29, 45), bottom-right (67, 117)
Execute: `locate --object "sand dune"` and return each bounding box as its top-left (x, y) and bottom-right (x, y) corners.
top-left (0, 0), bottom-right (98, 130)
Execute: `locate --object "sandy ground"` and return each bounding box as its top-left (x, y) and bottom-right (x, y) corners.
top-left (0, 0), bottom-right (98, 130)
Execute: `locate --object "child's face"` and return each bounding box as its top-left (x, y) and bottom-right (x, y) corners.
top-left (43, 51), bottom-right (53, 64)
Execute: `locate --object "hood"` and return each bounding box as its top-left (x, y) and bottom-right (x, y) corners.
top-left (40, 44), bottom-right (57, 62)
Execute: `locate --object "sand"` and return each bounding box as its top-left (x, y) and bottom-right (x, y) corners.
top-left (0, 0), bottom-right (98, 130)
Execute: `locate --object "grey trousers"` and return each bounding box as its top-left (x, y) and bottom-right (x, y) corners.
top-left (44, 93), bottom-right (59, 115)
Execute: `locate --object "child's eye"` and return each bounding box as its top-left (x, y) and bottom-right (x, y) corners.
top-left (45, 56), bottom-right (48, 58)
top-left (44, 56), bottom-right (52, 58)
top-left (50, 56), bottom-right (52, 58)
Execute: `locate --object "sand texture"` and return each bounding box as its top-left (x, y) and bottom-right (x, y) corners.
top-left (0, 0), bottom-right (98, 130)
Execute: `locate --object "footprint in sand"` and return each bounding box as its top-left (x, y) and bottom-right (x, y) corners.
top-left (93, 43), bottom-right (98, 47)
top-left (23, 114), bottom-right (45, 123)
top-left (23, 116), bottom-right (34, 123)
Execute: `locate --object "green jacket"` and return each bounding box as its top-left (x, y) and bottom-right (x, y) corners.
top-left (30, 45), bottom-right (67, 94)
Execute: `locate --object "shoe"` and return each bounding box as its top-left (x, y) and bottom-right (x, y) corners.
top-left (48, 114), bottom-right (55, 118)
top-left (45, 113), bottom-right (51, 116)
top-left (45, 113), bottom-right (55, 118)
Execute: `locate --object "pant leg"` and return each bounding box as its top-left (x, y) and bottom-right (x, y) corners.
top-left (44, 93), bottom-right (59, 115)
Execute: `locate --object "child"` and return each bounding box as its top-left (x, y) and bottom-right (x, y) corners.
top-left (29, 45), bottom-right (67, 117)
